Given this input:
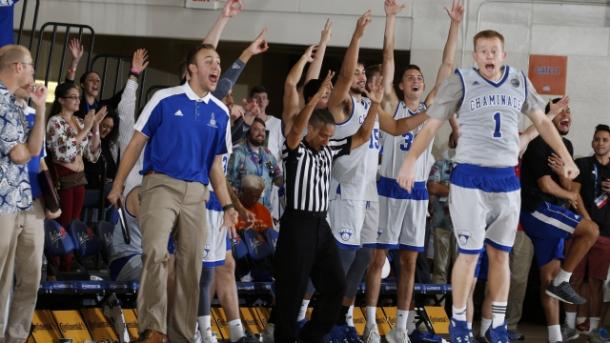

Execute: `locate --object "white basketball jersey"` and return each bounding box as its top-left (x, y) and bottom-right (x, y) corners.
top-left (330, 95), bottom-right (380, 201)
top-left (265, 115), bottom-right (284, 166)
top-left (379, 101), bottom-right (433, 182)
top-left (455, 67), bottom-right (527, 167)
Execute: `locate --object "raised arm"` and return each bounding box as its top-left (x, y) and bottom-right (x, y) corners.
top-left (352, 75), bottom-right (383, 149)
top-left (65, 38), bottom-right (83, 82)
top-left (213, 28), bottom-right (268, 100)
top-left (382, 0), bottom-right (405, 107)
top-left (117, 49), bottom-right (149, 155)
top-left (282, 44), bottom-right (316, 132)
top-left (425, 0), bottom-right (464, 106)
top-left (202, 0), bottom-right (243, 48)
top-left (286, 71), bottom-right (334, 150)
top-left (327, 10), bottom-right (371, 123)
top-left (519, 97), bottom-right (568, 154)
top-left (305, 19), bottom-right (332, 83)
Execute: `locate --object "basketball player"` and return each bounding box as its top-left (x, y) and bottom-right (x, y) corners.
top-left (396, 30), bottom-right (578, 343)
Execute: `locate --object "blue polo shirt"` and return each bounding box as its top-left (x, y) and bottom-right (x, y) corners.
top-left (134, 82), bottom-right (231, 185)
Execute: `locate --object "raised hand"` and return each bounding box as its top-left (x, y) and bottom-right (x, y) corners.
top-left (223, 0), bottom-right (243, 18)
top-left (247, 28), bottom-right (269, 56)
top-left (84, 110), bottom-right (96, 130)
top-left (355, 10), bottom-right (372, 38)
top-left (367, 76), bottom-right (384, 104)
top-left (68, 38), bottom-right (84, 61)
top-left (94, 106), bottom-right (108, 126)
top-left (548, 96), bottom-right (569, 119)
top-left (445, 0), bottom-right (464, 23)
top-left (385, 0), bottom-right (406, 17)
top-left (315, 70), bottom-right (335, 99)
top-left (320, 19), bottom-right (332, 43)
top-left (28, 84), bottom-right (48, 111)
top-left (131, 48), bottom-right (150, 74)
top-left (303, 44), bottom-right (318, 63)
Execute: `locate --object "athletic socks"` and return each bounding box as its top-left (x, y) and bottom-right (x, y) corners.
top-left (346, 305), bottom-right (355, 327)
top-left (548, 324), bottom-right (562, 343)
top-left (491, 301), bottom-right (507, 328)
top-left (297, 299), bottom-right (310, 322)
top-left (198, 315), bottom-right (212, 337)
top-left (396, 310), bottom-right (409, 330)
top-left (480, 317), bottom-right (492, 338)
top-left (366, 306), bottom-right (377, 329)
top-left (228, 319), bottom-right (245, 342)
top-left (553, 268), bottom-right (572, 286)
top-left (452, 305), bottom-right (467, 322)
top-left (565, 311), bottom-right (576, 329)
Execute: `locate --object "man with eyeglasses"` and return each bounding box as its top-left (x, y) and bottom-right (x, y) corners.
top-left (0, 44), bottom-right (48, 343)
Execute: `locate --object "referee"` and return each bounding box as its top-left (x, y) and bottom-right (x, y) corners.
top-left (274, 71), bottom-right (383, 342)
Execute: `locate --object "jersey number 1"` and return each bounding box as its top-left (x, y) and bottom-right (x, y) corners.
top-left (493, 112), bottom-right (502, 138)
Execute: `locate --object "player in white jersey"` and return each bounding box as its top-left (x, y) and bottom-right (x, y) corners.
top-left (397, 30), bottom-right (579, 343)
top-left (358, 2), bottom-right (462, 343)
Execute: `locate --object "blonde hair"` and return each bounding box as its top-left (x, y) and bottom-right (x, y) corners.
top-left (0, 45), bottom-right (30, 71)
top-left (473, 30), bottom-right (505, 50)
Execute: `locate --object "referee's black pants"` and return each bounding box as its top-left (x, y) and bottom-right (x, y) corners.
top-left (273, 209), bottom-right (346, 343)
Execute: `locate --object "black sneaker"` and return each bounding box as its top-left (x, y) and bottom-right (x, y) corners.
top-left (545, 281), bottom-right (586, 305)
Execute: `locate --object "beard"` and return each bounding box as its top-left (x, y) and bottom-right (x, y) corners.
top-left (249, 137), bottom-right (264, 147)
top-left (350, 86), bottom-right (366, 96)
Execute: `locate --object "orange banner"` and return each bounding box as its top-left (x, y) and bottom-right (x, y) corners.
top-left (528, 55), bottom-right (567, 95)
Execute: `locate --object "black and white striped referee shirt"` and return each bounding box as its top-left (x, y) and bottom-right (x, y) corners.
top-left (283, 137), bottom-right (351, 213)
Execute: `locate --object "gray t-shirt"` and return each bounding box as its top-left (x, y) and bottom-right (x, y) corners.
top-left (428, 66), bottom-right (545, 167)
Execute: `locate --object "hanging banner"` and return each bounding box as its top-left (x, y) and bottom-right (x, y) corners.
top-left (185, 0), bottom-right (220, 10)
top-left (528, 54), bottom-right (567, 95)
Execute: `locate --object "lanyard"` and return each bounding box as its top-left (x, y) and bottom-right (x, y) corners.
top-left (246, 144), bottom-right (265, 177)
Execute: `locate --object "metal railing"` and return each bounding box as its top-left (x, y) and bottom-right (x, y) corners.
top-left (15, 0), bottom-right (40, 51)
top-left (90, 54), bottom-right (149, 111)
top-left (34, 22), bottom-right (95, 86)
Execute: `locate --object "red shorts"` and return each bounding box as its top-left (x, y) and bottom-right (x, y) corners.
top-left (573, 236), bottom-right (610, 280)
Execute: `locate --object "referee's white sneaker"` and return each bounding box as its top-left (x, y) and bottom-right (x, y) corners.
top-left (385, 327), bottom-right (411, 343)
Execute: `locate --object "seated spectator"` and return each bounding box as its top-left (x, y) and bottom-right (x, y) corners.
top-left (236, 175), bottom-right (274, 232)
top-left (228, 118), bottom-right (283, 212)
top-left (46, 82), bottom-right (106, 229)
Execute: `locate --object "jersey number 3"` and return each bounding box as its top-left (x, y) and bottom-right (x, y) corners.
top-left (369, 128), bottom-right (380, 150)
top-left (492, 112), bottom-right (502, 138)
top-left (399, 132), bottom-right (414, 151)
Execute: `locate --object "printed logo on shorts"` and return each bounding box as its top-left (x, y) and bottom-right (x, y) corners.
top-left (457, 231), bottom-right (471, 246)
top-left (340, 228), bottom-right (354, 241)
top-left (203, 245), bottom-right (210, 258)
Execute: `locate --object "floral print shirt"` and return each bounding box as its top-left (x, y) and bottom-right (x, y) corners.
top-left (46, 115), bottom-right (100, 165)
top-left (0, 81), bottom-right (32, 214)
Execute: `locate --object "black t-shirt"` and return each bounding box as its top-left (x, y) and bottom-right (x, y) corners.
top-left (521, 135), bottom-right (574, 212)
top-left (575, 156), bottom-right (610, 237)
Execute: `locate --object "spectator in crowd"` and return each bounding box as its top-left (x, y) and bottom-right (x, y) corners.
top-left (65, 38), bottom-right (122, 117)
top-left (228, 118), bottom-right (283, 212)
top-left (428, 147), bottom-right (455, 288)
top-left (0, 44), bottom-right (47, 343)
top-left (236, 175), bottom-right (274, 232)
top-left (568, 124), bottom-right (610, 339)
top-left (46, 82), bottom-right (106, 229)
top-left (84, 48), bottom-right (149, 192)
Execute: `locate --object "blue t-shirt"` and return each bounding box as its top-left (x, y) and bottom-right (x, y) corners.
top-left (25, 108), bottom-right (45, 199)
top-left (134, 83), bottom-right (231, 185)
top-left (0, 1), bottom-right (17, 48)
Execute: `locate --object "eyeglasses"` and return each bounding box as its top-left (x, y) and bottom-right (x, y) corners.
top-left (61, 96), bottom-right (80, 100)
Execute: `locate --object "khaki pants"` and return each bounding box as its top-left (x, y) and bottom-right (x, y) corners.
top-left (431, 228), bottom-right (458, 285)
top-left (506, 230), bottom-right (534, 331)
top-left (0, 200), bottom-right (45, 343)
top-left (137, 174), bottom-right (209, 342)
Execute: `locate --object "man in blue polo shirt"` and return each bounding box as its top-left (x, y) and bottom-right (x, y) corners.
top-left (108, 43), bottom-right (238, 343)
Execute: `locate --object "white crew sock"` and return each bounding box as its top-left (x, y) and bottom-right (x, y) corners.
top-left (346, 305), bottom-right (354, 327)
top-left (228, 319), bottom-right (245, 342)
top-left (452, 305), bottom-right (467, 322)
top-left (553, 268), bottom-right (572, 286)
top-left (548, 324), bottom-right (562, 343)
top-left (590, 317), bottom-right (600, 331)
top-left (565, 311), bottom-right (576, 329)
top-left (396, 310), bottom-right (409, 330)
top-left (297, 299), bottom-right (310, 322)
top-left (480, 317), bottom-right (492, 338)
top-left (366, 306), bottom-right (377, 329)
top-left (491, 301), bottom-right (507, 328)
top-left (198, 315), bottom-right (212, 337)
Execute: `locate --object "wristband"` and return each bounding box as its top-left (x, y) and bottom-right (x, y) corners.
top-left (67, 67), bottom-right (77, 74)
top-left (129, 68), bottom-right (141, 77)
top-left (222, 204), bottom-right (235, 211)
